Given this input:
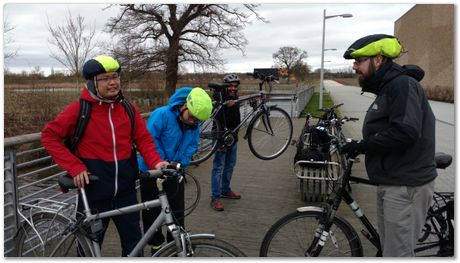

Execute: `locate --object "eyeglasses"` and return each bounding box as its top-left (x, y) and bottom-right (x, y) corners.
top-left (228, 84), bottom-right (239, 88)
top-left (353, 57), bottom-right (370, 65)
top-left (96, 74), bottom-right (120, 82)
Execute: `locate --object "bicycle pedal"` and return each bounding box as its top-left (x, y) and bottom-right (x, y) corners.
top-left (354, 157), bottom-right (360, 163)
top-left (291, 139), bottom-right (297, 146)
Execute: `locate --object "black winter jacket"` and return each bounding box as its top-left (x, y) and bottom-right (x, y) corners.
top-left (362, 61), bottom-right (437, 186)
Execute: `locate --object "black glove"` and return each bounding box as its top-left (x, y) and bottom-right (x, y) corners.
top-left (340, 140), bottom-right (367, 156)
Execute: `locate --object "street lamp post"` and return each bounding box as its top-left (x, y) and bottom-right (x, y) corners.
top-left (319, 10), bottom-right (352, 109)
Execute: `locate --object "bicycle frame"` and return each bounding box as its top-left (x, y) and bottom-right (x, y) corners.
top-left (76, 177), bottom-right (207, 257)
top-left (210, 93), bottom-right (274, 141)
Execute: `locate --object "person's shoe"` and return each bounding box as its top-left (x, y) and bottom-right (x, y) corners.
top-left (150, 244), bottom-right (162, 256)
top-left (211, 199), bottom-right (224, 211)
top-left (221, 191), bottom-right (241, 199)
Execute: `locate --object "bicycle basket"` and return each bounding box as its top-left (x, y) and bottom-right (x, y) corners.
top-left (294, 147), bottom-right (328, 168)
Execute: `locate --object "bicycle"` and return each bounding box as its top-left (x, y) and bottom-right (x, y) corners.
top-left (260, 137), bottom-right (453, 257)
top-left (293, 104), bottom-right (358, 202)
top-left (13, 168), bottom-right (201, 257)
top-left (190, 71), bottom-right (293, 165)
top-left (15, 166), bottom-right (246, 257)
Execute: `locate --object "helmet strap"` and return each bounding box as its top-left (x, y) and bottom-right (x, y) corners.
top-left (370, 57), bottom-right (377, 75)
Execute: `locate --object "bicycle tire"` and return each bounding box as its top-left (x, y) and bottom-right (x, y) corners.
top-left (260, 210), bottom-right (363, 257)
top-left (183, 172), bottom-right (201, 217)
top-left (14, 212), bottom-right (72, 257)
top-left (155, 236), bottom-right (246, 257)
top-left (50, 230), bottom-right (94, 257)
top-left (247, 107), bottom-right (293, 160)
top-left (190, 117), bottom-right (221, 165)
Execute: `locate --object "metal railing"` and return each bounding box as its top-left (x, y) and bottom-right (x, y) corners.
top-left (3, 85), bottom-right (314, 256)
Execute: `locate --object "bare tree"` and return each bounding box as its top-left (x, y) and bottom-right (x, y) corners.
top-left (47, 11), bottom-right (97, 79)
top-left (105, 4), bottom-right (265, 96)
top-left (273, 46), bottom-right (308, 84)
top-left (4, 15), bottom-right (18, 61)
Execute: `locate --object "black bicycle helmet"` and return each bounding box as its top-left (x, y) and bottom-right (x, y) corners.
top-left (343, 34), bottom-right (401, 60)
top-left (223, 73), bottom-right (240, 84)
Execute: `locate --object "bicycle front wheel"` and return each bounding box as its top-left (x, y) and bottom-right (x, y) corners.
top-left (260, 210), bottom-right (362, 257)
top-left (190, 117), bottom-right (221, 165)
top-left (15, 212), bottom-right (72, 256)
top-left (247, 107), bottom-right (293, 160)
top-left (156, 236), bottom-right (246, 257)
top-left (50, 230), bottom-right (94, 257)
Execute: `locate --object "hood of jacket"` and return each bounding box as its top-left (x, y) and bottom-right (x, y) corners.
top-left (361, 60), bottom-right (425, 95)
top-left (81, 81), bottom-right (125, 104)
top-left (168, 87), bottom-right (193, 109)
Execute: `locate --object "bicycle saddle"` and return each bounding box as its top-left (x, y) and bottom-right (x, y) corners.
top-left (58, 173), bottom-right (99, 193)
top-left (434, 152), bottom-right (452, 169)
top-left (208, 83), bottom-right (230, 91)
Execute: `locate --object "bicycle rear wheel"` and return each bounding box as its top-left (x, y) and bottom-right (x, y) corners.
top-left (156, 236), bottom-right (246, 257)
top-left (15, 212), bottom-right (72, 257)
top-left (190, 117), bottom-right (221, 165)
top-left (247, 107), bottom-right (293, 160)
top-left (50, 231), bottom-right (94, 257)
top-left (260, 210), bottom-right (362, 257)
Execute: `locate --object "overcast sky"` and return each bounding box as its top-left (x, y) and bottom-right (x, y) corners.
top-left (3, 3), bottom-right (419, 75)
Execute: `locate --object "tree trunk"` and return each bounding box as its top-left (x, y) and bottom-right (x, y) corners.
top-left (165, 38), bottom-right (180, 97)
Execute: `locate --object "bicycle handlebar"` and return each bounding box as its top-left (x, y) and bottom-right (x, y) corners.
top-left (139, 162), bottom-right (183, 180)
top-left (319, 103), bottom-right (344, 112)
top-left (247, 72), bottom-right (279, 82)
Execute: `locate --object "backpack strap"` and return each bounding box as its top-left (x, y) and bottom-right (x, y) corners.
top-left (120, 99), bottom-right (135, 135)
top-left (65, 98), bottom-right (135, 153)
top-left (66, 99), bottom-right (92, 153)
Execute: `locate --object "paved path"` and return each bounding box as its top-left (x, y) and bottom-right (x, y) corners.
top-left (99, 80), bottom-right (453, 257)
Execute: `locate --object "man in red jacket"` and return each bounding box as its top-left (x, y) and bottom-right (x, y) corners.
top-left (41, 55), bottom-right (168, 256)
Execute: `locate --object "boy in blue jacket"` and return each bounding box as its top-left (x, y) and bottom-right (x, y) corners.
top-left (138, 87), bottom-right (212, 254)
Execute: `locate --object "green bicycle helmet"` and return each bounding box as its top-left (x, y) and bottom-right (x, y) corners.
top-left (186, 87), bottom-right (212, 121)
top-left (83, 55), bottom-right (121, 80)
top-left (343, 34), bottom-right (401, 59)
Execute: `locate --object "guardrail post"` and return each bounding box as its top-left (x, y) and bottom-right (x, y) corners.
top-left (4, 148), bottom-right (19, 257)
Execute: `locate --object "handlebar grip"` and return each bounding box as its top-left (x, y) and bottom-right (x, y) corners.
top-left (167, 162), bottom-right (181, 170)
top-left (139, 170), bottom-right (163, 179)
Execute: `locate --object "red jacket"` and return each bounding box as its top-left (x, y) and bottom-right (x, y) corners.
top-left (42, 88), bottom-right (163, 200)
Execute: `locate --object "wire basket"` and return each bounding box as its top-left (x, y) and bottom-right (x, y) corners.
top-left (294, 160), bottom-right (342, 202)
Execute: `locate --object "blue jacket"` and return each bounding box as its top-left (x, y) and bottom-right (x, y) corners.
top-left (138, 87), bottom-right (200, 171)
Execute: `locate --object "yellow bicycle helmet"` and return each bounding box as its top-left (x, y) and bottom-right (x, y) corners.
top-left (343, 34), bottom-right (402, 59)
top-left (186, 87), bottom-right (212, 121)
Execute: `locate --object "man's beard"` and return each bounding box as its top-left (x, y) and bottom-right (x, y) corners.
top-left (357, 71), bottom-right (374, 87)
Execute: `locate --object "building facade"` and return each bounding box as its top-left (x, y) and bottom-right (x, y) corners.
top-left (394, 4), bottom-right (454, 102)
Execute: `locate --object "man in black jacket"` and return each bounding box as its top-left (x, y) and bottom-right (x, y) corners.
top-left (341, 34), bottom-right (437, 256)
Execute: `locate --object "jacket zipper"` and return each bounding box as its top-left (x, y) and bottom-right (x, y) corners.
top-left (108, 104), bottom-right (119, 197)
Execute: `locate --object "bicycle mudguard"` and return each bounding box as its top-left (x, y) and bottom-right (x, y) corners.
top-left (153, 234), bottom-right (216, 256)
top-left (297, 206), bottom-right (324, 213)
